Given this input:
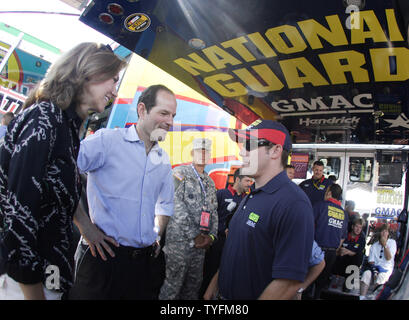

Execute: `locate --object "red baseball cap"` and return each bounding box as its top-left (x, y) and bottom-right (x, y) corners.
top-left (228, 120), bottom-right (292, 151)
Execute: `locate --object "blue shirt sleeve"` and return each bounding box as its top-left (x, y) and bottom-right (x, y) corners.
top-left (77, 129), bottom-right (111, 173)
top-left (155, 160), bottom-right (174, 217)
top-left (309, 241), bottom-right (325, 267)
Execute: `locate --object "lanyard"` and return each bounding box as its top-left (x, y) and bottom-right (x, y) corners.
top-left (312, 176), bottom-right (325, 190)
top-left (191, 164), bottom-right (207, 205)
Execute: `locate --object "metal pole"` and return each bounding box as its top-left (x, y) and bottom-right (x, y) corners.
top-left (0, 32), bottom-right (24, 75)
top-left (400, 164), bottom-right (409, 260)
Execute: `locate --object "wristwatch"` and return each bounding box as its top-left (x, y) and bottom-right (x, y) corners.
top-left (297, 287), bottom-right (304, 294)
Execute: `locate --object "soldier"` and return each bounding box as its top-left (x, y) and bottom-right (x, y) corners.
top-left (159, 138), bottom-right (218, 300)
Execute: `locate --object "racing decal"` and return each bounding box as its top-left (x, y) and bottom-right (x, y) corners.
top-left (79, 1), bottom-right (409, 144)
top-left (246, 212), bottom-right (259, 228)
top-left (327, 205), bottom-right (345, 229)
top-left (377, 189), bottom-right (403, 206)
top-left (374, 207), bottom-right (402, 219)
top-left (374, 188), bottom-right (404, 218)
top-left (298, 116), bottom-right (360, 128)
top-left (0, 87), bottom-right (25, 114)
top-left (124, 13), bottom-right (151, 32)
top-left (384, 113), bottom-right (409, 129)
top-left (274, 94), bottom-right (373, 117)
top-left (173, 9), bottom-right (406, 98)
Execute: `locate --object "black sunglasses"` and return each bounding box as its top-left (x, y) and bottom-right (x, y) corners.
top-left (243, 139), bottom-right (273, 152)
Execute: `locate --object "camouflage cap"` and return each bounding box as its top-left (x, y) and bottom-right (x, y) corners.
top-left (192, 138), bottom-right (212, 151)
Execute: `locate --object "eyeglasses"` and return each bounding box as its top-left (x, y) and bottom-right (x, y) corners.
top-left (243, 139), bottom-right (274, 152)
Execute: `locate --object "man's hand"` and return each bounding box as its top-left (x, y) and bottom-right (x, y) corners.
top-left (194, 234), bottom-right (213, 250)
top-left (81, 223), bottom-right (119, 261)
top-left (339, 247), bottom-right (353, 256)
top-left (152, 240), bottom-right (161, 258)
top-left (74, 203), bottom-right (119, 261)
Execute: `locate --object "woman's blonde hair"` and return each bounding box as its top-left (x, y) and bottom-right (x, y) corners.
top-left (24, 42), bottom-right (127, 110)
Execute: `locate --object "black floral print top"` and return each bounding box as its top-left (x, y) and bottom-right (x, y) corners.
top-left (0, 100), bottom-right (82, 293)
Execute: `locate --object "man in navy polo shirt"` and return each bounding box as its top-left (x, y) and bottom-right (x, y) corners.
top-left (203, 120), bottom-right (314, 300)
top-left (299, 161), bottom-right (333, 207)
top-left (200, 169), bottom-right (253, 298)
top-left (311, 183), bottom-right (347, 299)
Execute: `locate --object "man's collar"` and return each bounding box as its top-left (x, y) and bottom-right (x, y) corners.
top-left (251, 170), bottom-right (289, 194)
top-left (124, 125), bottom-right (140, 142)
top-left (327, 198), bottom-right (342, 206)
top-left (228, 184), bottom-right (237, 195)
top-left (124, 125), bottom-right (161, 154)
top-left (313, 176), bottom-right (325, 183)
top-left (348, 233), bottom-right (360, 242)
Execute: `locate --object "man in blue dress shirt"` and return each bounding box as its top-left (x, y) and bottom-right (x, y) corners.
top-left (69, 84), bottom-right (177, 299)
top-left (0, 112), bottom-right (14, 141)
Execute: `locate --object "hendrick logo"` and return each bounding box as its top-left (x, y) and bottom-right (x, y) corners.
top-left (299, 116), bottom-right (360, 127)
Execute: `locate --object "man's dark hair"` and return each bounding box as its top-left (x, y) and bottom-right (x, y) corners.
top-left (137, 84), bottom-right (174, 116)
top-left (313, 160), bottom-right (324, 167)
top-left (328, 183), bottom-right (342, 200)
top-left (234, 168), bottom-right (250, 181)
top-left (328, 175), bottom-right (337, 182)
top-left (281, 150), bottom-right (290, 168)
top-left (285, 164), bottom-right (295, 169)
top-left (353, 218), bottom-right (364, 226)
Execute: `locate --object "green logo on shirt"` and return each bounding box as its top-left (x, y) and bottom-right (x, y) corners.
top-left (249, 212), bottom-right (259, 223)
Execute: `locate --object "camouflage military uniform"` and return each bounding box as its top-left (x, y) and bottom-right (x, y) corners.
top-left (159, 164), bottom-right (218, 300)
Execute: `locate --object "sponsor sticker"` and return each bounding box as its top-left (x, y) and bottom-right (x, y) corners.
top-left (124, 13), bottom-right (151, 32)
top-left (246, 212), bottom-right (260, 228)
top-left (249, 212), bottom-right (260, 223)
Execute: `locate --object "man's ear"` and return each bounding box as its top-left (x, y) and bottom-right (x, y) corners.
top-left (137, 102), bottom-right (146, 119)
top-left (269, 144), bottom-right (282, 160)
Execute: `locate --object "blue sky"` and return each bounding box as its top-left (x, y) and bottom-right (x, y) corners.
top-left (0, 0), bottom-right (113, 52)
